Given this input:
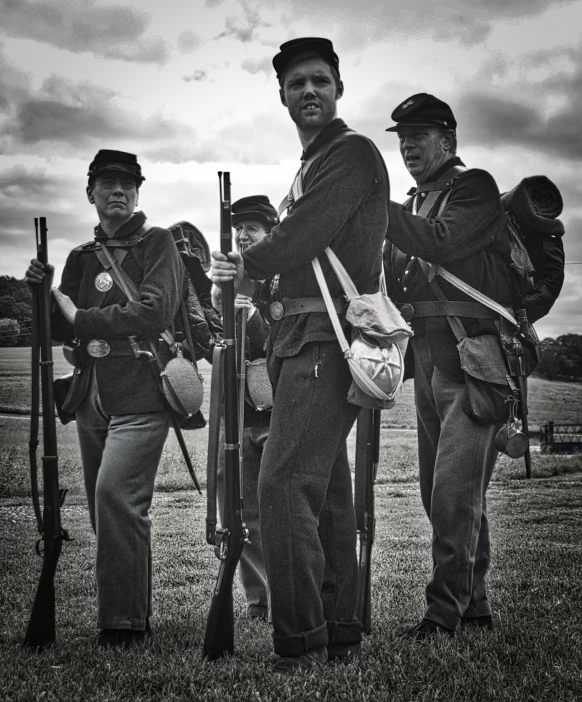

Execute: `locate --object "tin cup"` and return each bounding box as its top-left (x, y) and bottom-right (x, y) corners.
top-left (494, 422), bottom-right (529, 458)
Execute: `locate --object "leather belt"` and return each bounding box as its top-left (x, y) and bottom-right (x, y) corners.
top-left (270, 297), bottom-right (345, 321)
top-left (85, 338), bottom-right (137, 358)
top-left (410, 301), bottom-right (502, 320)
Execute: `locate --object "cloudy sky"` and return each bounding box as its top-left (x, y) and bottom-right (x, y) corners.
top-left (1, 0), bottom-right (581, 339)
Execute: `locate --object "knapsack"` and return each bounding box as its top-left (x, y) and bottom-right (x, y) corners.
top-left (501, 176), bottom-right (565, 324)
top-left (130, 220), bottom-right (224, 362)
top-left (430, 170), bottom-right (565, 325)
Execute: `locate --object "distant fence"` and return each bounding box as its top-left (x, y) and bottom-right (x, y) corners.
top-left (540, 422), bottom-right (582, 454)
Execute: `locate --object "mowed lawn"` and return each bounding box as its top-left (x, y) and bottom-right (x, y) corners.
top-left (1, 347), bottom-right (582, 701)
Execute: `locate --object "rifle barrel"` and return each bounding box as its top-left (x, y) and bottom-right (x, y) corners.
top-left (24, 216), bottom-right (68, 650)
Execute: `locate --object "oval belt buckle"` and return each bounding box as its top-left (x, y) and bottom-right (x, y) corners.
top-left (87, 339), bottom-right (111, 358)
top-left (270, 301), bottom-right (284, 321)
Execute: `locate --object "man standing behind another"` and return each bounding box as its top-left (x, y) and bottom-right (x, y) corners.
top-left (383, 94), bottom-right (514, 639)
top-left (211, 38), bottom-right (389, 672)
top-left (214, 195), bottom-right (279, 622)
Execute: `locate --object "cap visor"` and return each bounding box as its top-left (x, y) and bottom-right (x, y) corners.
top-left (385, 121), bottom-right (442, 132)
top-left (232, 211), bottom-right (271, 225)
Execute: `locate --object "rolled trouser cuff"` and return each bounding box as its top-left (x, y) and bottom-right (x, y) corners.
top-left (273, 621), bottom-right (328, 657)
top-left (327, 619), bottom-right (362, 646)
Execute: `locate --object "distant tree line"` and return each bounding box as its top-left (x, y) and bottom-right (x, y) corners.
top-left (0, 276), bottom-right (32, 347)
top-left (536, 334), bottom-right (582, 382)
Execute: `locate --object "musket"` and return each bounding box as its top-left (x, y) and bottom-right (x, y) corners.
top-left (202, 172), bottom-right (245, 660)
top-left (24, 217), bottom-right (71, 650)
top-left (355, 408), bottom-right (381, 634)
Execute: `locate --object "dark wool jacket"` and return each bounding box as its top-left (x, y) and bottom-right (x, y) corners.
top-left (242, 118), bottom-right (390, 358)
top-left (52, 211), bottom-right (185, 414)
top-left (384, 159), bottom-right (514, 383)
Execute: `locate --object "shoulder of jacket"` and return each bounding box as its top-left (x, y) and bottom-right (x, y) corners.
top-left (72, 240), bottom-right (99, 253)
top-left (454, 167), bottom-right (497, 185)
top-left (137, 225), bottom-right (173, 242)
top-left (329, 129), bottom-right (375, 152)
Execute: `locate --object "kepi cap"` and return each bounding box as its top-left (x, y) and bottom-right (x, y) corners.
top-left (273, 37), bottom-right (340, 80)
top-left (232, 195), bottom-right (278, 228)
top-left (88, 149), bottom-right (145, 182)
top-left (386, 93), bottom-right (457, 132)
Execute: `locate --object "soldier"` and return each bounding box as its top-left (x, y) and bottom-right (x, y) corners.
top-left (383, 94), bottom-right (515, 639)
top-left (25, 150), bottom-right (185, 647)
top-left (211, 38), bottom-right (389, 672)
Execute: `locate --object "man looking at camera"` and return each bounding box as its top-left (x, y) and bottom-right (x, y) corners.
top-left (25, 150), bottom-right (184, 647)
top-left (211, 38), bottom-right (389, 672)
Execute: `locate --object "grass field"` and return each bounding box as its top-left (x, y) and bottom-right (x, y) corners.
top-left (1, 348), bottom-right (582, 701)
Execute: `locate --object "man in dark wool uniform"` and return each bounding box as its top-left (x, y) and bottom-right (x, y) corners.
top-left (383, 94), bottom-right (515, 639)
top-left (211, 38), bottom-right (389, 672)
top-left (25, 150), bottom-right (185, 647)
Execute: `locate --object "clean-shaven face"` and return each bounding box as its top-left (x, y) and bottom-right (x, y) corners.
top-left (89, 171), bottom-right (138, 220)
top-left (234, 219), bottom-right (269, 249)
top-left (281, 56), bottom-right (339, 134)
top-left (397, 127), bottom-right (452, 185)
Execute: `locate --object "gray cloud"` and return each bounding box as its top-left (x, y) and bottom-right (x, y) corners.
top-left (0, 165), bottom-right (95, 278)
top-left (0, 49), bottom-right (293, 167)
top-left (241, 56), bottom-right (272, 76)
top-left (561, 216), bottom-right (582, 261)
top-left (144, 110), bottom-right (295, 165)
top-left (177, 30), bottom-right (202, 54)
top-left (216, 1), bottom-right (271, 43)
top-left (458, 45), bottom-right (582, 161)
top-left (3, 76), bottom-right (129, 148)
top-left (0, 0), bottom-right (170, 65)
top-left (183, 69), bottom-right (209, 83)
top-left (0, 69), bottom-right (210, 162)
top-left (270, 0), bottom-right (576, 48)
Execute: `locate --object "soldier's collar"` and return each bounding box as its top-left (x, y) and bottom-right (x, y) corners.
top-left (300, 118), bottom-right (347, 162)
top-left (407, 157), bottom-right (465, 195)
top-left (94, 210), bottom-right (147, 241)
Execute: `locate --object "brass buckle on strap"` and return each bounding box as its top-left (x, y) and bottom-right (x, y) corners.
top-left (270, 301), bottom-right (284, 320)
top-left (87, 340), bottom-right (111, 358)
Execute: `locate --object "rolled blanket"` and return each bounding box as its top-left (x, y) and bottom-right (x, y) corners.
top-left (168, 220), bottom-right (212, 270)
top-left (501, 176), bottom-right (565, 238)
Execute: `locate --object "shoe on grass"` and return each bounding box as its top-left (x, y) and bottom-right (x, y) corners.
top-left (327, 641), bottom-right (361, 662)
top-left (460, 614), bottom-right (494, 630)
top-left (272, 645), bottom-right (328, 673)
top-left (403, 619), bottom-right (455, 641)
top-left (96, 628), bottom-right (147, 649)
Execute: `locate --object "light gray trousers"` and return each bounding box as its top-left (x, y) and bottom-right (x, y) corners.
top-left (412, 335), bottom-right (501, 630)
top-left (75, 368), bottom-right (169, 630)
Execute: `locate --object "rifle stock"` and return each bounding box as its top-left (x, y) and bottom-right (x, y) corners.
top-left (24, 217), bottom-right (70, 650)
top-left (202, 173), bottom-right (244, 660)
